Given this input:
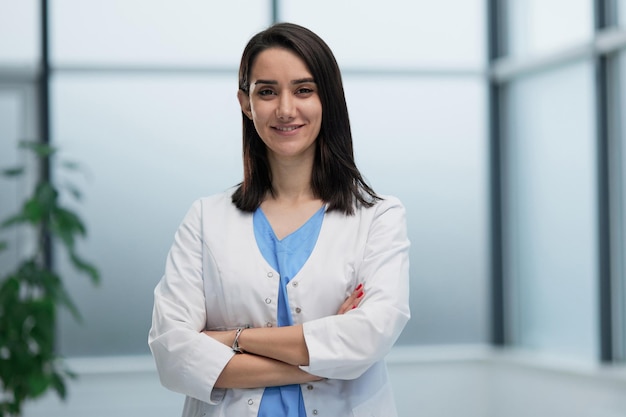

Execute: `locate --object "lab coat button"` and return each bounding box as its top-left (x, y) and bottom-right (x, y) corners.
top-left (267, 272), bottom-right (274, 278)
top-left (266, 322), bottom-right (273, 327)
top-left (313, 410), bottom-right (318, 415)
top-left (247, 399), bottom-right (254, 405)
top-left (295, 307), bottom-right (302, 314)
top-left (265, 298), bottom-right (271, 304)
top-left (307, 384), bottom-right (314, 390)
top-left (292, 281), bottom-right (298, 287)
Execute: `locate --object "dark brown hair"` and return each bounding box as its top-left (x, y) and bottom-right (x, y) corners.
top-left (231, 22), bottom-right (380, 215)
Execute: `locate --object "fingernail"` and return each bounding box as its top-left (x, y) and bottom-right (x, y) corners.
top-left (356, 283), bottom-right (363, 291)
top-left (352, 305), bottom-right (357, 309)
top-left (357, 291), bottom-right (364, 298)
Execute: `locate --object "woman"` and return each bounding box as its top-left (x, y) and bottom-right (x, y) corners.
top-left (149, 22), bottom-right (410, 417)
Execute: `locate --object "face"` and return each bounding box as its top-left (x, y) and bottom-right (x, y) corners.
top-left (238, 47), bottom-right (322, 163)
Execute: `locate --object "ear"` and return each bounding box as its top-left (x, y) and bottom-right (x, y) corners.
top-left (237, 90), bottom-right (252, 120)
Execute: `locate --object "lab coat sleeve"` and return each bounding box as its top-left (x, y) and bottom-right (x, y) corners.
top-left (300, 196), bottom-right (411, 380)
top-left (148, 199), bottom-right (234, 404)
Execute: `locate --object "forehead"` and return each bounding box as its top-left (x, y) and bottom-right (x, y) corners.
top-left (250, 47), bottom-right (312, 80)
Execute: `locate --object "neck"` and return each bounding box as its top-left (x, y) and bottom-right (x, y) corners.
top-left (267, 154), bottom-right (315, 203)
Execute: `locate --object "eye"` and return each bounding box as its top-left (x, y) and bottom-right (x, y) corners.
top-left (258, 89), bottom-right (276, 97)
top-left (296, 87), bottom-right (315, 95)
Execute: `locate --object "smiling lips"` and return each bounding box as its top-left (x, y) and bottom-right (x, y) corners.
top-left (273, 125), bottom-right (302, 132)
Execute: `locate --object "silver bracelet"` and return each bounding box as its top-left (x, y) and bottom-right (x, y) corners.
top-left (232, 327), bottom-right (245, 353)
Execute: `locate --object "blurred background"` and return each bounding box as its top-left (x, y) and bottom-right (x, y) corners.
top-left (1, 0), bottom-right (626, 416)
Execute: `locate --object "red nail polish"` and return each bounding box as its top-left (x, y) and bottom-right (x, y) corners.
top-left (357, 291), bottom-right (364, 298)
top-left (352, 305), bottom-right (357, 309)
top-left (356, 283), bottom-right (363, 291)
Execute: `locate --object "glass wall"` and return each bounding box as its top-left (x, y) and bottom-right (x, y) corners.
top-left (50, 0), bottom-right (267, 67)
top-left (13, 0), bottom-right (626, 365)
top-left (505, 0), bottom-right (593, 58)
top-left (0, 90), bottom-right (26, 277)
top-left (44, 0), bottom-right (490, 356)
top-left (504, 62), bottom-right (598, 359)
top-left (269, 0), bottom-right (489, 345)
top-left (0, 0), bottom-right (40, 64)
top-left (1, 0), bottom-right (488, 357)
top-left (0, 0), bottom-right (40, 278)
top-left (343, 76), bottom-right (488, 344)
top-left (281, 0), bottom-right (485, 69)
top-left (619, 0), bottom-right (626, 26)
top-left (50, 0), bottom-right (270, 356)
top-left (52, 74), bottom-right (245, 355)
top-left (497, 0), bottom-right (626, 362)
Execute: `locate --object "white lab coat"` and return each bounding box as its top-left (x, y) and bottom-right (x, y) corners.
top-left (149, 190), bottom-right (410, 417)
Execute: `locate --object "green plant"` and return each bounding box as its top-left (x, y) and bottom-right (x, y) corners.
top-left (0, 141), bottom-right (99, 417)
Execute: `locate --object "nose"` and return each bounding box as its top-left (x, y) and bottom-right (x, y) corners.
top-left (276, 94), bottom-right (296, 121)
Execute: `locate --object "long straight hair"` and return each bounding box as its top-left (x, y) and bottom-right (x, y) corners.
top-left (231, 23), bottom-right (380, 215)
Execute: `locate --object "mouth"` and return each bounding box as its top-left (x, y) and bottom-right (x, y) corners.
top-left (273, 125), bottom-right (303, 132)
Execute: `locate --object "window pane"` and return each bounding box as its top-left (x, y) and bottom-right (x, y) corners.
top-left (0, 85), bottom-right (38, 277)
top-left (619, 0), bottom-right (626, 26)
top-left (504, 0), bottom-right (593, 58)
top-left (0, 0), bottom-right (40, 64)
top-left (0, 89), bottom-right (24, 276)
top-left (344, 75), bottom-right (489, 345)
top-left (504, 61), bottom-right (598, 360)
top-left (52, 73), bottom-right (242, 356)
top-left (51, 0), bottom-right (271, 66)
top-left (281, 0), bottom-right (486, 70)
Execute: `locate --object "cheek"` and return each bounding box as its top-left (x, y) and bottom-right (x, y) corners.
top-left (303, 101), bottom-right (323, 122)
top-left (251, 119), bottom-right (267, 140)
top-left (311, 106), bottom-right (323, 131)
top-left (250, 102), bottom-right (272, 123)
top-left (249, 110), bottom-right (267, 132)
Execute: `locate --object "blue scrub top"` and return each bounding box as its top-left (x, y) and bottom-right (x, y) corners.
top-left (253, 205), bottom-right (326, 417)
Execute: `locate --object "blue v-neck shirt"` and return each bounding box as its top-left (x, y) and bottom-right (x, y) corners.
top-left (253, 206), bottom-right (326, 417)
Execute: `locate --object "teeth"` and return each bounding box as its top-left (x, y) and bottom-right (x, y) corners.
top-left (276, 126), bottom-right (298, 132)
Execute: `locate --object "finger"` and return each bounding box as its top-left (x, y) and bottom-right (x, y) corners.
top-left (337, 298), bottom-right (353, 315)
top-left (351, 289), bottom-right (365, 309)
top-left (337, 285), bottom-right (365, 315)
top-left (337, 293), bottom-right (357, 314)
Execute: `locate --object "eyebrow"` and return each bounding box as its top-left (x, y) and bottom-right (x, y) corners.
top-left (253, 78), bottom-right (316, 86)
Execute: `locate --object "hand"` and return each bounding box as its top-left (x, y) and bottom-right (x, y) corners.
top-left (336, 283), bottom-right (365, 315)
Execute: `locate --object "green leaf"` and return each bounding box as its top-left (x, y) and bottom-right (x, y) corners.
top-left (41, 276), bottom-right (82, 322)
top-left (69, 252), bottom-right (100, 284)
top-left (50, 207), bottom-right (87, 249)
top-left (0, 141), bottom-right (100, 416)
top-left (54, 207), bottom-right (85, 232)
top-left (57, 290), bottom-right (82, 322)
top-left (61, 364), bottom-right (77, 380)
top-left (12, 259), bottom-right (43, 285)
top-left (1, 166), bottom-right (25, 177)
top-left (34, 183), bottom-right (59, 212)
top-left (28, 301), bottom-right (55, 352)
top-left (0, 277), bottom-right (20, 307)
top-left (22, 199), bottom-right (45, 223)
top-left (6, 184), bottom-right (60, 226)
top-left (19, 141), bottom-right (57, 158)
top-left (27, 374), bottom-right (51, 398)
top-left (60, 160), bottom-right (81, 172)
top-left (1, 212), bottom-right (30, 228)
top-left (51, 371), bottom-right (67, 399)
top-left (61, 182), bottom-right (83, 201)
